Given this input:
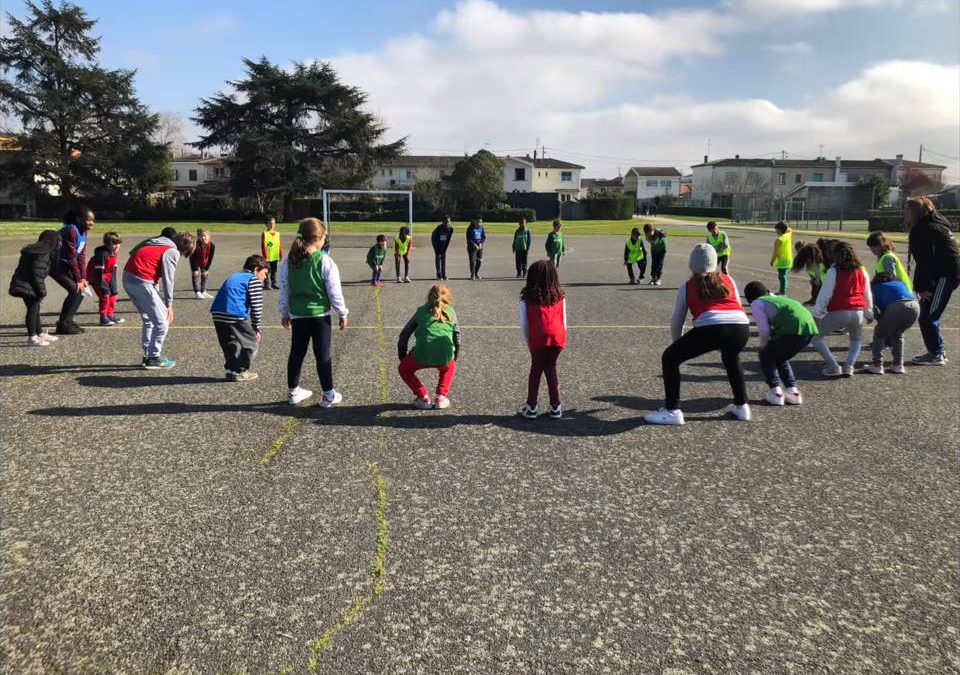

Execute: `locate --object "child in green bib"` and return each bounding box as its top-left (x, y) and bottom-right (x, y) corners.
top-left (397, 284), bottom-right (461, 409)
top-left (546, 219), bottom-right (565, 268)
top-left (643, 223), bottom-right (667, 285)
top-left (623, 227), bottom-right (647, 284)
top-left (744, 280), bottom-right (818, 407)
top-left (366, 234), bottom-right (387, 286)
top-left (770, 221), bottom-right (794, 295)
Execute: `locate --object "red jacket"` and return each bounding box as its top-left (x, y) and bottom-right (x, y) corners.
top-left (827, 268), bottom-right (867, 311)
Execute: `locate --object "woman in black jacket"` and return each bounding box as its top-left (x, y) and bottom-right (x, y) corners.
top-left (9, 230), bottom-right (61, 346)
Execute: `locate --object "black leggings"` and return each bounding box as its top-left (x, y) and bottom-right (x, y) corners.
top-left (51, 266), bottom-right (83, 324)
top-left (661, 323), bottom-right (749, 409)
top-left (395, 254), bottom-right (410, 278)
top-left (268, 260), bottom-right (279, 286)
top-left (22, 297), bottom-right (42, 336)
top-left (287, 316), bottom-right (333, 391)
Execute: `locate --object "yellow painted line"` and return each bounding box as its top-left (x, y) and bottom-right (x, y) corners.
top-left (259, 415), bottom-right (303, 466)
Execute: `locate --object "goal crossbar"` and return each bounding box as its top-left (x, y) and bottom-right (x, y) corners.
top-left (321, 189), bottom-right (414, 230)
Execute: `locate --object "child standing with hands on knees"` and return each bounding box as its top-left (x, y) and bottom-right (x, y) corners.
top-left (87, 231), bottom-right (124, 325)
top-left (867, 232), bottom-right (912, 291)
top-left (211, 254), bottom-right (269, 382)
top-left (397, 284), bottom-right (461, 409)
top-left (644, 244), bottom-right (751, 426)
top-left (367, 234), bottom-right (387, 286)
top-left (260, 215), bottom-right (282, 289)
top-left (519, 260), bottom-right (567, 420)
top-left (280, 218), bottom-right (349, 406)
top-left (644, 223), bottom-right (667, 285)
top-left (394, 226), bottom-right (413, 283)
top-left (744, 280), bottom-right (818, 406)
top-left (190, 228), bottom-right (216, 299)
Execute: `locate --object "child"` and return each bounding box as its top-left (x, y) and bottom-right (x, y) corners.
top-left (545, 219), bottom-right (565, 268)
top-left (8, 229), bottom-right (61, 347)
top-left (862, 273), bottom-right (919, 375)
top-left (513, 218), bottom-right (532, 278)
top-left (211, 254), bottom-right (269, 382)
top-left (792, 242), bottom-right (825, 305)
top-left (770, 221), bottom-right (794, 295)
top-left (705, 221), bottom-right (731, 274)
top-left (190, 228), bottom-right (216, 299)
top-left (644, 223), bottom-right (667, 285)
top-left (810, 241), bottom-right (873, 377)
top-left (51, 206), bottom-right (94, 334)
top-left (866, 231), bottom-right (913, 292)
top-left (466, 218), bottom-right (486, 280)
top-left (367, 235), bottom-right (387, 286)
top-left (397, 284), bottom-right (461, 409)
top-left (260, 215), bottom-right (283, 289)
top-left (123, 230), bottom-right (196, 369)
top-left (644, 244), bottom-right (751, 426)
top-left (744, 281), bottom-right (818, 406)
top-left (519, 260), bottom-right (567, 419)
top-left (624, 227), bottom-right (647, 284)
top-left (87, 231), bottom-right (125, 326)
top-left (394, 226), bottom-right (413, 283)
top-left (431, 216), bottom-right (453, 280)
top-left (279, 218), bottom-right (349, 406)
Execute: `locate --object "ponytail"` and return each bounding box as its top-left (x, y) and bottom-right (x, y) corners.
top-left (426, 284), bottom-right (454, 322)
top-left (289, 217), bottom-right (327, 268)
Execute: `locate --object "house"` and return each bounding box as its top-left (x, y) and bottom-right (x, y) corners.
top-left (623, 167), bottom-right (682, 209)
top-left (503, 155), bottom-right (584, 201)
top-left (370, 155), bottom-right (462, 189)
top-left (691, 154), bottom-right (946, 219)
top-left (171, 155), bottom-right (230, 194)
top-left (0, 135), bottom-right (36, 218)
top-left (580, 177), bottom-right (625, 197)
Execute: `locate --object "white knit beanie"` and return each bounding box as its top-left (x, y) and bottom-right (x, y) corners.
top-left (689, 243), bottom-right (718, 274)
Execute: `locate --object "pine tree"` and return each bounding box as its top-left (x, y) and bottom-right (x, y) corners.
top-left (194, 57), bottom-right (405, 220)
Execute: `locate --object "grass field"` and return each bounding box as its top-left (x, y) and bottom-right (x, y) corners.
top-left (0, 218), bottom-right (711, 238)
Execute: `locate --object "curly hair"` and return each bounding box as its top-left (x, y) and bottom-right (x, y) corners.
top-left (521, 260), bottom-right (565, 306)
top-left (792, 243), bottom-right (823, 272)
top-left (831, 241), bottom-right (862, 272)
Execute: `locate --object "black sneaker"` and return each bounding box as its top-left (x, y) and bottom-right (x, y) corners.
top-left (68, 320), bottom-right (85, 333)
top-left (55, 321), bottom-right (81, 335)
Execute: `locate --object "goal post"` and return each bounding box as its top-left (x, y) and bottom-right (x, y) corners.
top-left (321, 189), bottom-right (414, 247)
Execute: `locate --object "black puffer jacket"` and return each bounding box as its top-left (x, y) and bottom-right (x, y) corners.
top-left (908, 212), bottom-right (960, 291)
top-left (8, 246), bottom-right (54, 299)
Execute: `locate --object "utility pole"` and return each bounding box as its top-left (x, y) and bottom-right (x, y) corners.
top-left (781, 150), bottom-right (786, 161)
top-left (706, 138), bottom-right (711, 160)
top-left (919, 144), bottom-right (923, 162)
top-left (818, 144), bottom-right (824, 159)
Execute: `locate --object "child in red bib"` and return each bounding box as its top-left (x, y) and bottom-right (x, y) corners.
top-left (645, 244), bottom-right (751, 426)
top-left (519, 260), bottom-right (567, 419)
top-left (86, 231), bottom-right (124, 326)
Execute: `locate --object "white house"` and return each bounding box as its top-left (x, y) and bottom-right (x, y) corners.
top-left (171, 156), bottom-right (230, 191)
top-left (503, 155), bottom-right (584, 200)
top-left (370, 155), bottom-right (462, 189)
top-left (623, 166), bottom-right (682, 208)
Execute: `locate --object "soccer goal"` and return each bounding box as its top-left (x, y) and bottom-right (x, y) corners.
top-left (321, 189), bottom-right (414, 248)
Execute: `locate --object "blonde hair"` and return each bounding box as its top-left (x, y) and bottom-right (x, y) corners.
top-left (906, 196), bottom-right (936, 215)
top-left (426, 283), bottom-right (454, 322)
top-left (196, 228), bottom-right (211, 241)
top-left (289, 217), bottom-right (327, 267)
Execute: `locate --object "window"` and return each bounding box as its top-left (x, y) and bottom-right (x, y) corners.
top-left (812, 172), bottom-right (823, 182)
top-left (659, 180), bottom-right (672, 188)
top-left (188, 169), bottom-right (198, 181)
top-left (646, 179), bottom-right (658, 187)
top-left (173, 169), bottom-right (179, 181)
top-left (406, 170), bottom-right (415, 180)
top-left (561, 171), bottom-right (573, 182)
top-left (514, 168), bottom-right (526, 181)
top-left (795, 173), bottom-right (802, 183)
top-left (777, 172), bottom-right (786, 185)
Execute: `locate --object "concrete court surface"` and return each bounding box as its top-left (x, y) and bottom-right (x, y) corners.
top-left (1, 225), bottom-right (958, 674)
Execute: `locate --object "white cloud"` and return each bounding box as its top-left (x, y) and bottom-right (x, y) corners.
top-left (763, 41), bottom-right (814, 54)
top-left (174, 12), bottom-right (238, 39)
top-left (328, 1), bottom-right (958, 180)
top-left (728, 0), bottom-right (895, 19)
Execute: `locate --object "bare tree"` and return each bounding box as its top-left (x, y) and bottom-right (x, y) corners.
top-left (153, 112), bottom-right (191, 157)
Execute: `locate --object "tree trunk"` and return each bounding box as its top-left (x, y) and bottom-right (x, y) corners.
top-left (282, 190), bottom-right (293, 222)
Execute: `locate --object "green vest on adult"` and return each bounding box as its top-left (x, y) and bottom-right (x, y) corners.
top-left (876, 252), bottom-right (913, 293)
top-left (761, 294), bottom-right (818, 339)
top-left (625, 237), bottom-right (645, 263)
top-left (288, 250), bottom-right (330, 317)
top-left (411, 304), bottom-right (457, 366)
top-left (708, 230), bottom-right (731, 256)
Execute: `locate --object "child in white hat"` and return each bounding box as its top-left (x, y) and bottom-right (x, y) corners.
top-left (645, 243), bottom-right (752, 425)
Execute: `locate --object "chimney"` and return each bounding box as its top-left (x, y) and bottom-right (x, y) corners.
top-left (703, 155), bottom-right (708, 163)
top-left (533, 149), bottom-right (537, 160)
top-left (835, 156), bottom-right (842, 182)
top-left (734, 154), bottom-right (740, 160)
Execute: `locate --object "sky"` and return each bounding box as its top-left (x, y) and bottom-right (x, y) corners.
top-left (3, 0), bottom-right (959, 180)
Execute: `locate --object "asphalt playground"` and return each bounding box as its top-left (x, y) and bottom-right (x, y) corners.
top-left (1, 224), bottom-right (958, 673)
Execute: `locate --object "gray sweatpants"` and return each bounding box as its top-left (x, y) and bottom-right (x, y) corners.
top-left (812, 309), bottom-right (864, 369)
top-left (123, 272), bottom-right (169, 358)
top-left (871, 299), bottom-right (920, 365)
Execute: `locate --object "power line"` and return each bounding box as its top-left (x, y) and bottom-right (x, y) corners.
top-left (919, 147), bottom-right (960, 161)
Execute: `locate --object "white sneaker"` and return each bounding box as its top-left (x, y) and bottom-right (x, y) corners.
top-left (821, 365), bottom-right (843, 378)
top-left (40, 331), bottom-right (59, 341)
top-left (784, 388), bottom-right (803, 405)
top-left (644, 408), bottom-right (685, 425)
top-left (288, 386), bottom-right (313, 405)
top-left (195, 291), bottom-right (204, 300)
top-left (655, 279), bottom-right (662, 286)
top-left (765, 387), bottom-right (785, 406)
top-left (203, 292), bottom-right (214, 299)
top-left (413, 396), bottom-right (432, 409)
top-left (549, 404), bottom-right (563, 419)
top-left (841, 364), bottom-right (855, 378)
top-left (888, 363), bottom-right (907, 374)
top-left (396, 277), bottom-right (403, 284)
top-left (862, 363), bottom-right (884, 375)
top-left (318, 390), bottom-right (343, 408)
top-left (519, 403), bottom-right (539, 419)
top-left (730, 403), bottom-right (751, 421)
top-left (434, 395), bottom-right (451, 409)
top-left (403, 276), bottom-right (411, 283)
top-left (27, 335), bottom-right (47, 347)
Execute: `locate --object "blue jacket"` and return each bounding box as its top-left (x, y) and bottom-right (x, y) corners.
top-left (211, 271), bottom-right (254, 320)
top-left (872, 279), bottom-right (915, 313)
